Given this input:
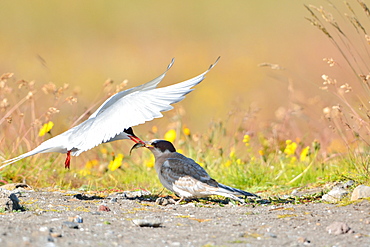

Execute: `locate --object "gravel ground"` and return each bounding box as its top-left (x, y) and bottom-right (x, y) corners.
top-left (0, 185), bottom-right (369, 247)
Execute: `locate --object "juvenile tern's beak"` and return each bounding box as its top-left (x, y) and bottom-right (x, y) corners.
top-left (129, 141), bottom-right (153, 155)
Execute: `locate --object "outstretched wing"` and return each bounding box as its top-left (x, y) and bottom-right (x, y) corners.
top-left (69, 57), bottom-right (219, 154)
top-left (88, 58), bottom-right (175, 119)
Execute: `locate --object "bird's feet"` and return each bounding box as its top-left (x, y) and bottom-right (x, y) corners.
top-left (65, 151), bottom-right (71, 169)
top-left (175, 196), bottom-right (185, 205)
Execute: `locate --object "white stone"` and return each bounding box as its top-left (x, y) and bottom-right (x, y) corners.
top-left (351, 185), bottom-right (370, 201)
top-left (322, 187), bottom-right (349, 203)
top-left (326, 222), bottom-right (351, 235)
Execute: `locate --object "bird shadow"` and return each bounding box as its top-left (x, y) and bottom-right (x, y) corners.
top-left (72, 194), bottom-right (105, 200)
top-left (119, 194), bottom-right (266, 206)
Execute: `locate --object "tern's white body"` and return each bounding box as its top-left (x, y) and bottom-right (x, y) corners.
top-left (1, 58), bottom-right (219, 169)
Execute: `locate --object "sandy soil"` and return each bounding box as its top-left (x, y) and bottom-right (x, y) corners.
top-left (0, 186), bottom-right (369, 247)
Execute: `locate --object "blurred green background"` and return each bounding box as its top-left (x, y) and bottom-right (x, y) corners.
top-left (0, 0), bottom-right (363, 138)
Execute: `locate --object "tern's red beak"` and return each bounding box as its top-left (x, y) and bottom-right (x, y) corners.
top-left (128, 135), bottom-right (145, 144)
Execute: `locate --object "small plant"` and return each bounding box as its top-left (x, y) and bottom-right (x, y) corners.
top-left (0, 1), bottom-right (369, 195)
top-left (305, 1), bottom-right (370, 181)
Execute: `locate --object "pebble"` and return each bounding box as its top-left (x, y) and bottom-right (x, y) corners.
top-left (156, 197), bottom-right (175, 206)
top-left (110, 198), bottom-right (118, 203)
top-left (265, 232), bottom-right (277, 238)
top-left (0, 183), bottom-right (32, 191)
top-left (132, 216), bottom-right (163, 227)
top-left (47, 235), bottom-right (54, 242)
top-left (297, 237), bottom-right (310, 244)
top-left (354, 233), bottom-right (364, 238)
top-left (22, 236), bottom-right (30, 242)
top-left (6, 193), bottom-right (24, 211)
top-left (50, 232), bottom-right (62, 238)
top-left (120, 190), bottom-right (151, 198)
top-left (39, 226), bottom-right (49, 232)
top-left (62, 221), bottom-right (79, 229)
top-left (44, 242), bottom-right (57, 247)
top-left (351, 185), bottom-right (370, 201)
top-left (326, 222), bottom-right (352, 235)
top-left (98, 205), bottom-right (111, 211)
top-left (68, 215), bottom-right (83, 223)
top-left (291, 189), bottom-right (299, 196)
top-left (169, 242), bottom-right (181, 246)
top-left (322, 186), bottom-right (349, 203)
top-left (343, 180), bottom-right (354, 188)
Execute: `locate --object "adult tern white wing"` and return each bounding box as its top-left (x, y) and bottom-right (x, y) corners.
top-left (68, 57), bottom-right (219, 155)
top-left (88, 58), bottom-right (175, 119)
top-left (1, 57), bottom-right (219, 169)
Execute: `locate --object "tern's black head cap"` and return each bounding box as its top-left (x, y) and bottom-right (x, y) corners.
top-left (124, 127), bottom-right (135, 136)
top-left (151, 140), bottom-right (176, 153)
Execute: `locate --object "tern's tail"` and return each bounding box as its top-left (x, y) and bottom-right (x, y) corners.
top-left (0, 145), bottom-right (54, 170)
top-left (1, 151), bottom-right (37, 169)
top-left (1, 133), bottom-right (71, 170)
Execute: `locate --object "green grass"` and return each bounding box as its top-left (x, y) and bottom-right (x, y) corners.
top-left (0, 113), bottom-right (367, 197)
top-left (1, 1), bottom-right (370, 196)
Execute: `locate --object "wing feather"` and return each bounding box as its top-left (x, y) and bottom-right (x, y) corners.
top-left (160, 155), bottom-right (217, 184)
top-left (71, 58), bottom-right (219, 153)
top-left (88, 59), bottom-right (175, 119)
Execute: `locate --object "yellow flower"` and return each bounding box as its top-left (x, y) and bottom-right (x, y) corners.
top-left (183, 127), bottom-right (191, 136)
top-left (258, 149), bottom-right (264, 156)
top-left (284, 140), bottom-right (297, 157)
top-left (164, 129), bottom-right (177, 142)
top-left (151, 125), bottom-right (158, 133)
top-left (229, 149), bottom-right (236, 159)
top-left (108, 154), bottom-right (124, 171)
top-left (145, 156), bottom-right (155, 168)
top-left (290, 156), bottom-right (297, 164)
top-left (79, 169), bottom-right (91, 176)
top-left (85, 159), bottom-right (98, 169)
top-left (242, 134), bottom-right (250, 146)
top-left (236, 159), bottom-right (242, 165)
top-left (38, 121), bottom-right (54, 136)
top-left (223, 160), bottom-right (232, 168)
top-left (79, 159), bottom-right (99, 176)
top-left (300, 146), bottom-right (310, 161)
top-left (100, 148), bottom-right (108, 155)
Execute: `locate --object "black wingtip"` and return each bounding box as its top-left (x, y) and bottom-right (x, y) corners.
top-left (208, 56), bottom-right (221, 71)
